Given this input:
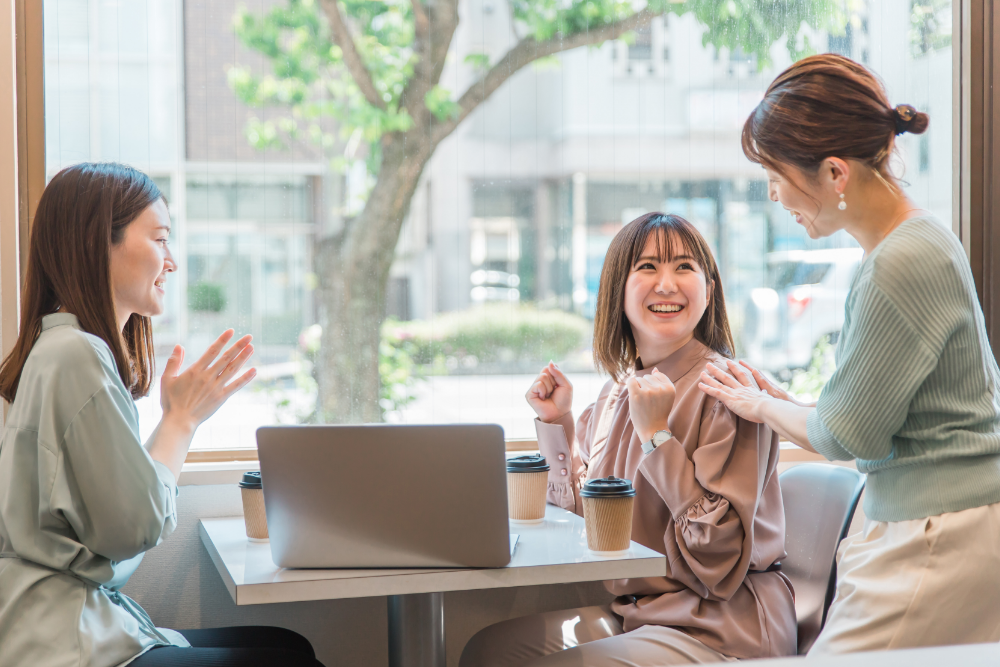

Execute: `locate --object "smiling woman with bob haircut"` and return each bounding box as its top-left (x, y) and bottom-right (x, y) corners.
top-left (0, 163), bottom-right (326, 666)
top-left (460, 213), bottom-right (795, 667)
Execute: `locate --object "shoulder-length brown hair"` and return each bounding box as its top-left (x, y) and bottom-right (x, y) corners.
top-left (0, 163), bottom-right (164, 402)
top-left (593, 213), bottom-right (734, 383)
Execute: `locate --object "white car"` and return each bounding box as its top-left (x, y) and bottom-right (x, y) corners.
top-left (742, 248), bottom-right (863, 377)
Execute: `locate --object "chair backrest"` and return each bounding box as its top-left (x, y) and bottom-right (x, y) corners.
top-left (778, 463), bottom-right (865, 654)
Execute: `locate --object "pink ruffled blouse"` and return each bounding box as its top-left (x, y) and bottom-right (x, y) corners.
top-left (535, 338), bottom-right (797, 659)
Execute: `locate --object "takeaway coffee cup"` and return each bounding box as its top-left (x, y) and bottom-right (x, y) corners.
top-left (581, 476), bottom-right (636, 557)
top-left (238, 471), bottom-right (269, 542)
top-left (506, 455), bottom-right (550, 524)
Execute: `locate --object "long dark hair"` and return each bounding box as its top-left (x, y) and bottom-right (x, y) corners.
top-left (742, 53), bottom-right (928, 185)
top-left (0, 163), bottom-right (164, 401)
top-left (593, 213), bottom-right (734, 383)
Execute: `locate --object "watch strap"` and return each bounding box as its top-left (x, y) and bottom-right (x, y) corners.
top-left (641, 429), bottom-right (672, 455)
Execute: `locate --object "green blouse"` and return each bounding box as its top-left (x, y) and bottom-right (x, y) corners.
top-left (0, 313), bottom-right (189, 666)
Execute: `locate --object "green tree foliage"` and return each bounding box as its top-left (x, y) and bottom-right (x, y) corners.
top-left (231, 0), bottom-right (842, 177)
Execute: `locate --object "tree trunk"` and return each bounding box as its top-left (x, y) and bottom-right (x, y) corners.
top-left (314, 130), bottom-right (433, 423)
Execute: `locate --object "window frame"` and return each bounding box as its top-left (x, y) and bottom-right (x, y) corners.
top-left (2, 0), bottom-right (995, 463)
top-left (956, 0), bottom-right (1000, 356)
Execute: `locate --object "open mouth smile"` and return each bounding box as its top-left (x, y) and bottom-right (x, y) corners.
top-left (649, 304), bottom-right (683, 314)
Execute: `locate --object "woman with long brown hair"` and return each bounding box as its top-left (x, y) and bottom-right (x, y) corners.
top-left (0, 163), bottom-right (326, 666)
top-left (701, 53), bottom-right (1000, 653)
top-left (460, 213), bottom-right (795, 666)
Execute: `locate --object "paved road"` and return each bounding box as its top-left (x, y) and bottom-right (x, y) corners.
top-left (390, 372), bottom-right (609, 439)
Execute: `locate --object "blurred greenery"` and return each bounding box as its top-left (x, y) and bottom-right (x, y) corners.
top-left (910, 0), bottom-right (951, 57)
top-left (781, 335), bottom-right (836, 403)
top-left (292, 323), bottom-right (424, 420)
top-left (188, 282), bottom-right (227, 313)
top-left (384, 305), bottom-right (591, 372)
top-left (379, 327), bottom-right (423, 417)
top-left (272, 308), bottom-right (590, 422)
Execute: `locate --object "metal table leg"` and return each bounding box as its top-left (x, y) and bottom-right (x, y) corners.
top-left (388, 592), bottom-right (445, 667)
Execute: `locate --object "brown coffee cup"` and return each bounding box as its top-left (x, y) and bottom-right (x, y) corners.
top-left (238, 471), bottom-right (269, 542)
top-left (506, 455), bottom-right (550, 524)
top-left (581, 476), bottom-right (636, 556)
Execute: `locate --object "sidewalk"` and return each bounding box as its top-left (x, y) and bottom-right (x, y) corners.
top-left (135, 369), bottom-right (607, 448)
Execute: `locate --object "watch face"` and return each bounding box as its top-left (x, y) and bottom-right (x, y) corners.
top-left (652, 430), bottom-right (671, 446)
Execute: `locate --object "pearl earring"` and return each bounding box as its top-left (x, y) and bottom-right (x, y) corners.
top-left (838, 193), bottom-right (847, 211)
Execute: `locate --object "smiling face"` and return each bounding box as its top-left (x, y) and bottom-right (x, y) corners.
top-left (109, 198), bottom-right (176, 330)
top-left (765, 162), bottom-right (848, 240)
top-left (622, 232), bottom-right (712, 364)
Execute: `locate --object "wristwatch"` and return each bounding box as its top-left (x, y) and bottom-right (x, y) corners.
top-left (641, 429), bottom-right (672, 455)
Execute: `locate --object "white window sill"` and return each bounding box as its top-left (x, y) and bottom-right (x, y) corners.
top-left (178, 460), bottom-right (260, 486)
top-left (177, 443), bottom-right (828, 487)
top-left (178, 453), bottom-right (536, 486)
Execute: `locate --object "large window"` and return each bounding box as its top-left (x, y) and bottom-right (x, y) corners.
top-left (41, 0), bottom-right (954, 449)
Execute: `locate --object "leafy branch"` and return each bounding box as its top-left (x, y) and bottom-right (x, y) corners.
top-left (231, 0), bottom-right (843, 176)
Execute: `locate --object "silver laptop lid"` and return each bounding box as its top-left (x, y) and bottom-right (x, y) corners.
top-left (257, 424), bottom-right (510, 569)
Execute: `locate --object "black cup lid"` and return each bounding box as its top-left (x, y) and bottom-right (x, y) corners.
top-left (506, 454), bottom-right (550, 473)
top-left (238, 471), bottom-right (262, 489)
top-left (580, 475), bottom-right (636, 498)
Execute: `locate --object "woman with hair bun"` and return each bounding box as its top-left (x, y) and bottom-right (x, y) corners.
top-left (700, 53), bottom-right (1000, 654)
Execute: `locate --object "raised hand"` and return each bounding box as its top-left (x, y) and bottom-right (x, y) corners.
top-left (159, 329), bottom-right (257, 431)
top-left (525, 362), bottom-right (573, 423)
top-left (625, 368), bottom-right (675, 444)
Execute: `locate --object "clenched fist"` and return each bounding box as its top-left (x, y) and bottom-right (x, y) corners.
top-left (626, 368), bottom-right (675, 444)
top-left (526, 362), bottom-right (573, 423)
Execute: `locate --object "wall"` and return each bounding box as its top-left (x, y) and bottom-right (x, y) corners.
top-left (122, 484), bottom-right (614, 667)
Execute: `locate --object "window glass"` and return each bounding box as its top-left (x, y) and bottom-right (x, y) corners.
top-left (43, 0), bottom-right (953, 446)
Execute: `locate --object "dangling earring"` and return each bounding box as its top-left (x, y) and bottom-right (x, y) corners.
top-left (838, 193), bottom-right (847, 211)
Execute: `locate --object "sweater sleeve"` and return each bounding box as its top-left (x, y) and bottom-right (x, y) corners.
top-left (638, 399), bottom-right (778, 601)
top-left (535, 406), bottom-right (593, 515)
top-left (810, 282), bottom-right (939, 463)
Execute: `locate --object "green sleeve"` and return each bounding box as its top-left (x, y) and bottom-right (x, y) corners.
top-left (809, 283), bottom-right (939, 463)
top-left (52, 386), bottom-right (179, 562)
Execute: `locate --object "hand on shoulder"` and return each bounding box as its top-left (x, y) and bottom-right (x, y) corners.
top-left (698, 359), bottom-right (772, 423)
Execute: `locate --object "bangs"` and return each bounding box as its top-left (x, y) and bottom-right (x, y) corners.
top-left (592, 210), bottom-right (735, 380)
top-left (629, 216), bottom-right (713, 274)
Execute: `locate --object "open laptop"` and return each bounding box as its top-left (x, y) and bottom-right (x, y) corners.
top-left (256, 424), bottom-right (512, 569)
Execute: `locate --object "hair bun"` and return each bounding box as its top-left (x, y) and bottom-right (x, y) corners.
top-left (893, 104), bottom-right (929, 135)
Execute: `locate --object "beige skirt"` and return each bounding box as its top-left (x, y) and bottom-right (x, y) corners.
top-left (810, 500), bottom-right (1000, 654)
top-left (459, 605), bottom-right (734, 667)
